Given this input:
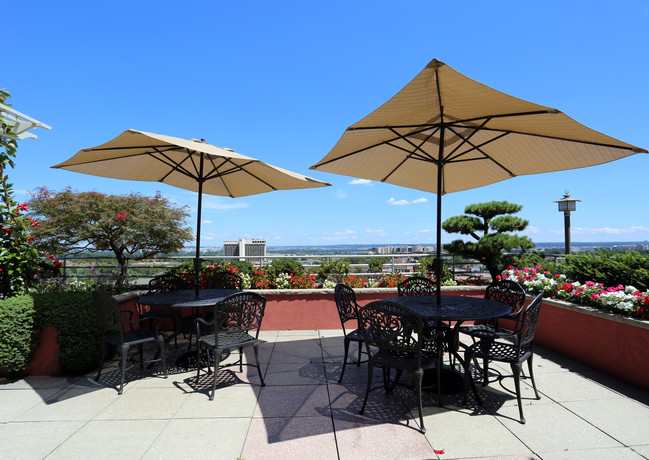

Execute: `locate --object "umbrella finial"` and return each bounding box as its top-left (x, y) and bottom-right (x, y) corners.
top-left (427, 59), bottom-right (445, 70)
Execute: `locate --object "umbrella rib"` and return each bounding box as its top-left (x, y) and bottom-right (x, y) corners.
top-left (151, 148), bottom-right (200, 182)
top-left (445, 128), bottom-right (517, 177)
top-left (314, 125), bottom-right (440, 168)
top-left (204, 157), bottom-right (277, 193)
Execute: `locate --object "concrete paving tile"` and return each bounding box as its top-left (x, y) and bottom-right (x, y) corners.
top-left (0, 375), bottom-right (80, 390)
top-left (0, 421), bottom-right (85, 459)
top-left (563, 398), bottom-right (649, 446)
top-left (46, 419), bottom-right (168, 460)
top-left (631, 445), bottom-right (649, 457)
top-left (534, 370), bottom-right (626, 402)
top-left (263, 361), bottom-right (327, 385)
top-left (254, 384), bottom-right (330, 418)
top-left (323, 360), bottom-right (381, 385)
top-left (328, 383), bottom-right (413, 427)
top-left (174, 385), bottom-right (260, 418)
top-left (241, 416), bottom-right (338, 460)
top-left (142, 417), bottom-right (250, 459)
top-left (0, 388), bottom-right (61, 422)
top-left (538, 446), bottom-right (645, 460)
top-left (496, 402), bottom-right (622, 452)
top-left (334, 416), bottom-right (436, 460)
top-left (419, 405), bottom-right (533, 459)
top-left (15, 387), bottom-right (119, 422)
top-left (276, 329), bottom-right (321, 337)
top-left (95, 387), bottom-right (188, 420)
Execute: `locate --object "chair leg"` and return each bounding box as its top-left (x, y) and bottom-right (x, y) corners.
top-left (195, 340), bottom-right (202, 384)
top-left (511, 362), bottom-right (526, 424)
top-left (209, 348), bottom-right (221, 401)
top-left (253, 343), bottom-right (265, 386)
top-left (338, 338), bottom-right (351, 384)
top-left (359, 361), bottom-right (374, 415)
top-left (356, 341), bottom-right (363, 366)
top-left (238, 346), bottom-right (244, 373)
top-left (158, 336), bottom-right (168, 378)
top-left (414, 368), bottom-right (426, 434)
top-left (119, 345), bottom-right (128, 395)
top-left (481, 357), bottom-right (490, 386)
top-left (527, 355), bottom-right (540, 400)
top-left (437, 346), bottom-right (443, 407)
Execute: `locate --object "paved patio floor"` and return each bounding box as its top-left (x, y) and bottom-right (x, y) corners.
top-left (2, 329), bottom-right (649, 460)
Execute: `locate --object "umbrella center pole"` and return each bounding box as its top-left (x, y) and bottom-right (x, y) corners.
top-left (435, 123), bottom-right (445, 305)
top-left (194, 155), bottom-right (205, 299)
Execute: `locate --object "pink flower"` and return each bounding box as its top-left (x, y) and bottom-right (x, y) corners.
top-left (48, 254), bottom-right (55, 260)
top-left (586, 281), bottom-right (596, 287)
top-left (495, 275), bottom-right (502, 280)
top-left (591, 294), bottom-right (599, 300)
top-left (114, 211), bottom-right (128, 221)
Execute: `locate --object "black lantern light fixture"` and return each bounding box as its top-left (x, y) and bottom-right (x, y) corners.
top-left (554, 191), bottom-right (581, 254)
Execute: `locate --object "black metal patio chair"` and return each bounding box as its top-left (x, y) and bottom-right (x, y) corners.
top-left (463, 292), bottom-right (544, 424)
top-left (94, 289), bottom-right (167, 394)
top-left (333, 283), bottom-right (366, 383)
top-left (459, 279), bottom-right (527, 343)
top-left (358, 300), bottom-right (444, 434)
top-left (194, 291), bottom-right (266, 400)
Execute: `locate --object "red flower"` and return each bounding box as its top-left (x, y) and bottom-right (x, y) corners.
top-left (114, 211), bottom-right (128, 221)
top-left (48, 254), bottom-right (56, 260)
top-left (17, 203), bottom-right (28, 212)
top-left (53, 260), bottom-right (62, 269)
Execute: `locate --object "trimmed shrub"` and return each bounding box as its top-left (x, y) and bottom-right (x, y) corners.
top-left (0, 295), bottom-right (37, 373)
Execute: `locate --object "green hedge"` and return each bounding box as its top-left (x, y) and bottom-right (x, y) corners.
top-left (0, 295), bottom-right (37, 373)
top-left (32, 291), bottom-right (102, 374)
top-left (564, 250), bottom-right (649, 291)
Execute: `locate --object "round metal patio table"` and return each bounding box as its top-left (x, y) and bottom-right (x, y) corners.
top-left (138, 289), bottom-right (240, 368)
top-left (385, 294), bottom-right (511, 394)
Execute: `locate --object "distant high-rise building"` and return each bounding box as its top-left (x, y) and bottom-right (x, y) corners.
top-left (223, 238), bottom-right (267, 263)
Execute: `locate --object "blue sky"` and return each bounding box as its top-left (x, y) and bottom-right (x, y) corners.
top-left (5, 1), bottom-right (649, 247)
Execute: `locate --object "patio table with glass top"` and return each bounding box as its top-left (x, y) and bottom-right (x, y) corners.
top-left (137, 288), bottom-right (240, 368)
top-left (385, 294), bottom-right (511, 394)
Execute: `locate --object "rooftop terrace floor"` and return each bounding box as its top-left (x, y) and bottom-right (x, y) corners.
top-left (2, 329), bottom-right (649, 459)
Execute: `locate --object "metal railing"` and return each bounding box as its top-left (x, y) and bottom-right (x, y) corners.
top-left (56, 253), bottom-right (495, 284)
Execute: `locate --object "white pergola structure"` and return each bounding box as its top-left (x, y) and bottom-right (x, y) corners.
top-left (0, 103), bottom-right (51, 140)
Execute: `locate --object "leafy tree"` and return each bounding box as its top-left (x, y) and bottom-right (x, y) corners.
top-left (27, 187), bottom-right (193, 290)
top-left (368, 257), bottom-right (387, 273)
top-left (418, 256), bottom-right (452, 282)
top-left (442, 201), bottom-right (534, 280)
top-left (0, 91), bottom-right (43, 297)
top-left (317, 259), bottom-right (350, 283)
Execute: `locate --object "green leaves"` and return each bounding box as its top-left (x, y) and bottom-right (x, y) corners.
top-left (443, 200), bottom-right (533, 279)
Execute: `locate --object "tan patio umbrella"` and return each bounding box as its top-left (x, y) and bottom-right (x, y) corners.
top-left (53, 129), bottom-right (331, 297)
top-left (310, 59), bottom-right (647, 301)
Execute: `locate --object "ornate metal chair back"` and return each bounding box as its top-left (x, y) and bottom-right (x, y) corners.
top-left (517, 293), bottom-right (544, 350)
top-left (213, 292), bottom-right (266, 337)
top-left (485, 279), bottom-right (526, 316)
top-left (93, 289), bottom-right (125, 343)
top-left (148, 274), bottom-right (188, 293)
top-left (334, 283), bottom-right (359, 327)
top-left (397, 276), bottom-right (437, 297)
top-left (358, 300), bottom-right (423, 362)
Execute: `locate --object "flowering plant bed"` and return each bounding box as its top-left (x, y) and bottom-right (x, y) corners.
top-left (500, 265), bottom-right (649, 320)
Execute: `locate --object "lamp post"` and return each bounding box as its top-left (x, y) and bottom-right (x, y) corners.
top-left (554, 191), bottom-right (580, 254)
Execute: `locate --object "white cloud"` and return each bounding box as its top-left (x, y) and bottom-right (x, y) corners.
top-left (387, 197), bottom-right (428, 206)
top-left (387, 197), bottom-right (410, 206)
top-left (366, 228), bottom-right (386, 234)
top-left (202, 220), bottom-right (214, 224)
top-left (335, 189), bottom-right (347, 199)
top-left (523, 226), bottom-right (541, 234)
top-left (349, 179), bottom-right (372, 185)
top-left (574, 226), bottom-right (649, 235)
top-left (334, 229), bottom-right (356, 236)
top-left (202, 197), bottom-right (248, 211)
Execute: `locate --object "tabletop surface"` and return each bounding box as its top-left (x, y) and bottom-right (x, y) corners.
top-left (385, 295), bottom-right (511, 322)
top-left (138, 289), bottom-right (240, 308)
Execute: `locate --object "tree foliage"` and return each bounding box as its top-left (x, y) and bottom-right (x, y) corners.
top-left (442, 201), bottom-right (534, 280)
top-left (0, 90), bottom-right (43, 298)
top-left (27, 187), bottom-right (193, 289)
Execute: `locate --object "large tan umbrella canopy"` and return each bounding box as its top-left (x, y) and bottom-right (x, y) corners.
top-left (311, 59), bottom-right (647, 301)
top-left (53, 129), bottom-right (331, 296)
